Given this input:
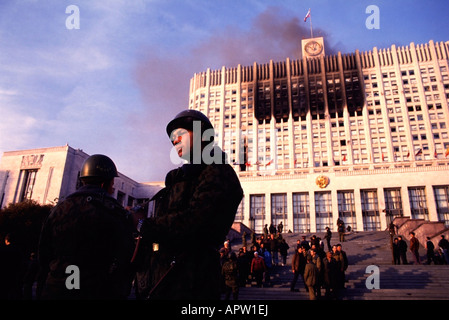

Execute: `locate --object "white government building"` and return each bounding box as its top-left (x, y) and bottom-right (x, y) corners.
top-left (2, 37), bottom-right (449, 234)
top-left (188, 37), bottom-right (449, 233)
top-left (0, 145), bottom-right (162, 212)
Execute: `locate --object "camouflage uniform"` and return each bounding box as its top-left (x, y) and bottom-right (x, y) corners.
top-left (135, 150), bottom-right (243, 300)
top-left (221, 254), bottom-right (239, 300)
top-left (38, 185), bottom-right (135, 299)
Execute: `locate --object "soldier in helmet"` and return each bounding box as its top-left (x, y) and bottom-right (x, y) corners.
top-left (135, 109), bottom-right (243, 300)
top-left (38, 154), bottom-right (135, 299)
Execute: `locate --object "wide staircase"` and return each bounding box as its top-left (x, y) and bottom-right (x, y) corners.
top-left (229, 231), bottom-right (449, 300)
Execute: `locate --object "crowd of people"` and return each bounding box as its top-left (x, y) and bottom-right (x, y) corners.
top-left (290, 236), bottom-right (348, 300)
top-left (221, 222), bottom-right (449, 300)
top-left (219, 223), bottom-right (349, 300)
top-left (392, 233), bottom-right (449, 265)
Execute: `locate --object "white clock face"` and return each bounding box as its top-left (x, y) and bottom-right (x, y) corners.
top-left (305, 41), bottom-right (323, 56)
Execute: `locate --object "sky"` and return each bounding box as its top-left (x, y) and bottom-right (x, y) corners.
top-left (1, 0), bottom-right (449, 182)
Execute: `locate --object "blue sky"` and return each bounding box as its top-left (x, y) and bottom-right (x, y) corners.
top-left (1, 0), bottom-right (448, 182)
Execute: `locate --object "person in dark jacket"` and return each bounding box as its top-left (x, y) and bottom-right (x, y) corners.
top-left (222, 252), bottom-right (239, 300)
top-left (332, 245), bottom-right (345, 290)
top-left (135, 110), bottom-right (243, 300)
top-left (393, 237), bottom-right (401, 265)
top-left (300, 236), bottom-right (310, 251)
top-left (279, 238), bottom-right (289, 266)
top-left (38, 154), bottom-right (135, 300)
top-left (398, 235), bottom-right (408, 264)
top-left (237, 247), bottom-right (251, 287)
top-left (290, 247), bottom-right (306, 292)
top-left (303, 256), bottom-right (318, 300)
top-left (409, 232), bottom-right (420, 264)
top-left (268, 233), bottom-right (279, 266)
top-left (425, 237), bottom-right (435, 265)
top-left (438, 235), bottom-right (449, 264)
top-left (322, 251), bottom-right (338, 299)
top-left (324, 227), bottom-right (332, 252)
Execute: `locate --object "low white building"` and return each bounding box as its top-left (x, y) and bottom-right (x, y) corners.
top-left (0, 145), bottom-right (162, 210)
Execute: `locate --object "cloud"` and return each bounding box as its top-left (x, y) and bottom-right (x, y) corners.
top-left (134, 6), bottom-right (326, 117)
top-left (0, 4), bottom-right (342, 182)
top-left (190, 6), bottom-right (337, 69)
top-left (0, 102), bottom-right (39, 152)
top-left (134, 5), bottom-right (339, 111)
top-left (131, 6), bottom-right (341, 180)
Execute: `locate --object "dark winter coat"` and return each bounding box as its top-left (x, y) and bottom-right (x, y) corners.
top-left (38, 185), bottom-right (135, 299)
top-left (136, 151), bottom-right (243, 300)
top-left (322, 257), bottom-right (338, 288)
top-left (291, 251), bottom-right (306, 274)
top-left (304, 262), bottom-right (318, 287)
top-left (410, 237), bottom-right (420, 252)
top-left (222, 259), bottom-right (239, 288)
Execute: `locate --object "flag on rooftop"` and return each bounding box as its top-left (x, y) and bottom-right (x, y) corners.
top-left (304, 8), bottom-right (311, 22)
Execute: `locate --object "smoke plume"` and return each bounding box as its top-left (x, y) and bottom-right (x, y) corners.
top-left (132, 6), bottom-right (338, 180)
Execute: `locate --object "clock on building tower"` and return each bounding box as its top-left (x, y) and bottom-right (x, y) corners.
top-left (301, 37), bottom-right (325, 59)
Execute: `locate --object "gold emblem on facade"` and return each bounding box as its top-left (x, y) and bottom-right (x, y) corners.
top-left (316, 175), bottom-right (329, 189)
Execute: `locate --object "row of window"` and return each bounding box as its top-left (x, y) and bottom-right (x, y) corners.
top-left (11, 168), bottom-right (137, 208)
top-left (240, 186), bottom-right (449, 234)
top-left (198, 99), bottom-right (449, 168)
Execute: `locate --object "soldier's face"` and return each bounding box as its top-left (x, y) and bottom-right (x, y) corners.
top-left (171, 128), bottom-right (194, 160)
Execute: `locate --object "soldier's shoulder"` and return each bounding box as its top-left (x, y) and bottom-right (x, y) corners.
top-left (54, 190), bottom-right (123, 212)
top-left (165, 167), bottom-right (183, 185)
top-left (208, 163), bottom-right (242, 190)
top-left (100, 195), bottom-right (121, 209)
top-left (46, 193), bottom-right (94, 222)
top-left (52, 192), bottom-right (86, 210)
top-left (205, 162), bottom-right (237, 177)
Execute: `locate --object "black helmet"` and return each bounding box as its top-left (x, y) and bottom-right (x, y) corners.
top-left (166, 109), bottom-right (214, 138)
top-left (79, 154), bottom-right (119, 180)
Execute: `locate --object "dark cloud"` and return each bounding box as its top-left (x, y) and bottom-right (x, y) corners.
top-left (191, 6), bottom-right (338, 69)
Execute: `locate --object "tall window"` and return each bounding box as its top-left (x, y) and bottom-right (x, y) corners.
top-left (434, 186), bottom-right (449, 226)
top-left (361, 189), bottom-right (381, 231)
top-left (271, 193), bottom-right (287, 232)
top-left (408, 187), bottom-right (429, 220)
top-left (293, 192), bottom-right (310, 232)
top-left (384, 188), bottom-right (403, 225)
top-left (19, 169), bottom-right (38, 202)
top-left (234, 197), bottom-right (244, 222)
top-left (315, 191), bottom-right (332, 232)
top-left (337, 191), bottom-right (357, 231)
top-left (0, 170), bottom-right (10, 207)
top-left (250, 194), bottom-right (265, 234)
top-left (117, 191), bottom-right (126, 206)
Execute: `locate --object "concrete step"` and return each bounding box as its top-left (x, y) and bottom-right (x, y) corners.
top-left (226, 265), bottom-right (449, 300)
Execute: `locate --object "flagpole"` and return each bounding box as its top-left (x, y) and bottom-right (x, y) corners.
top-left (309, 11), bottom-right (313, 38)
